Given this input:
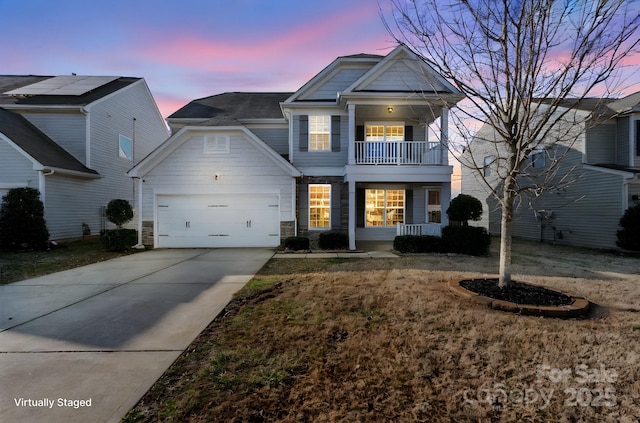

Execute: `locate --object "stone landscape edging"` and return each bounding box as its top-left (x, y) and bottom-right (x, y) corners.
top-left (448, 279), bottom-right (590, 318)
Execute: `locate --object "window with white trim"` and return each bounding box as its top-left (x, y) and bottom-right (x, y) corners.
top-left (119, 135), bottom-right (133, 160)
top-left (204, 135), bottom-right (230, 153)
top-left (365, 123), bottom-right (404, 141)
top-left (309, 184), bottom-right (331, 229)
top-left (483, 155), bottom-right (494, 177)
top-left (365, 189), bottom-right (405, 227)
top-left (309, 116), bottom-right (331, 151)
top-left (531, 150), bottom-right (545, 168)
top-left (428, 190), bottom-right (441, 223)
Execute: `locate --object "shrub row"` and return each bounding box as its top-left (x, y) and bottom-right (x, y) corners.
top-left (283, 231), bottom-right (349, 251)
top-left (100, 229), bottom-right (138, 252)
top-left (283, 236), bottom-right (310, 251)
top-left (394, 226), bottom-right (491, 256)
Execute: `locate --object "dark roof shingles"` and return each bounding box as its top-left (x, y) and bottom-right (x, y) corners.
top-left (168, 92), bottom-right (292, 122)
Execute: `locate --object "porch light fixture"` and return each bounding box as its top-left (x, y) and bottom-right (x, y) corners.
top-left (387, 106), bottom-right (393, 113)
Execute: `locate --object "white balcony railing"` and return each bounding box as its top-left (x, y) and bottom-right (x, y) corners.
top-left (355, 141), bottom-right (442, 165)
top-left (397, 223), bottom-right (442, 237)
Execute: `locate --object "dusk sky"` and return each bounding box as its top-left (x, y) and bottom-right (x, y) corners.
top-left (2, 0), bottom-right (397, 119)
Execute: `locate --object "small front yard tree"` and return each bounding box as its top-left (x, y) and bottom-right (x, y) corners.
top-left (447, 194), bottom-right (482, 227)
top-left (0, 187), bottom-right (49, 250)
top-left (386, 0), bottom-right (640, 287)
top-left (101, 199), bottom-right (136, 251)
top-left (616, 204), bottom-right (640, 251)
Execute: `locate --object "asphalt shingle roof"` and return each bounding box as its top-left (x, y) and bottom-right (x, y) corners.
top-left (168, 92), bottom-right (293, 123)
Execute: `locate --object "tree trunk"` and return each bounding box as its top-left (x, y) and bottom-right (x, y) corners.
top-left (498, 185), bottom-right (515, 289)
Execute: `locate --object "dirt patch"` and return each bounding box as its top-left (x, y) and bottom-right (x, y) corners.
top-left (123, 239), bottom-right (640, 423)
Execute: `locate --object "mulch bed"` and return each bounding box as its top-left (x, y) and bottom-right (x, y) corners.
top-left (460, 278), bottom-right (573, 306)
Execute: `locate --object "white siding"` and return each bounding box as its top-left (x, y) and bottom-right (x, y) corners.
top-left (359, 60), bottom-right (448, 92)
top-left (139, 130), bottom-right (295, 229)
top-left (21, 112), bottom-right (87, 165)
top-left (0, 140), bottom-right (40, 188)
top-left (586, 122), bottom-right (616, 164)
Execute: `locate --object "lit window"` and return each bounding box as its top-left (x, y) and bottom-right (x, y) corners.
top-left (309, 184), bottom-right (331, 229)
top-left (119, 135), bottom-right (133, 160)
top-left (365, 189), bottom-right (404, 227)
top-left (309, 116), bottom-right (330, 151)
top-left (204, 135), bottom-right (230, 153)
top-left (428, 190), bottom-right (441, 223)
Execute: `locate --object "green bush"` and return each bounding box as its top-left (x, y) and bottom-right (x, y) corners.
top-left (617, 204), bottom-right (640, 251)
top-left (0, 187), bottom-right (50, 251)
top-left (442, 226), bottom-right (491, 256)
top-left (393, 235), bottom-right (442, 253)
top-left (283, 236), bottom-right (310, 251)
top-left (100, 229), bottom-right (138, 252)
top-left (447, 194), bottom-right (483, 226)
top-left (318, 231), bottom-right (348, 250)
top-left (105, 199), bottom-right (133, 228)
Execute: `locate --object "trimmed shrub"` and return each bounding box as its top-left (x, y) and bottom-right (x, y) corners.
top-left (442, 226), bottom-right (491, 256)
top-left (393, 235), bottom-right (443, 253)
top-left (101, 229), bottom-right (137, 252)
top-left (318, 231), bottom-right (348, 250)
top-left (105, 199), bottom-right (133, 228)
top-left (447, 194), bottom-right (483, 226)
top-left (0, 187), bottom-right (49, 251)
top-left (284, 236), bottom-right (310, 251)
top-left (617, 204), bottom-right (640, 251)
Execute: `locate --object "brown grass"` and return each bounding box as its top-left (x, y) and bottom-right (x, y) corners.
top-left (123, 239), bottom-right (640, 423)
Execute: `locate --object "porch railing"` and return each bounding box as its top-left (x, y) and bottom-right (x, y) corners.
top-left (396, 223), bottom-right (442, 237)
top-left (355, 141), bottom-right (442, 165)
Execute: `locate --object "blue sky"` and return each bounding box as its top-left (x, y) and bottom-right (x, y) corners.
top-left (1, 0), bottom-right (396, 117)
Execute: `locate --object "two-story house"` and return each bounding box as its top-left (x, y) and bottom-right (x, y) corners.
top-left (0, 75), bottom-right (169, 240)
top-left (128, 45), bottom-right (463, 249)
top-left (461, 93), bottom-right (640, 249)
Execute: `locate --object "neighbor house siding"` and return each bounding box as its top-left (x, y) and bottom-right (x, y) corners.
top-left (616, 116), bottom-right (630, 166)
top-left (0, 141), bottom-right (40, 189)
top-left (586, 122), bottom-right (616, 164)
top-left (21, 112), bottom-right (87, 165)
top-left (291, 114), bottom-right (348, 169)
top-left (139, 130), bottom-right (294, 227)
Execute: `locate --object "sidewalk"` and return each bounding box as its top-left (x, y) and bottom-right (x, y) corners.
top-left (275, 242), bottom-right (398, 259)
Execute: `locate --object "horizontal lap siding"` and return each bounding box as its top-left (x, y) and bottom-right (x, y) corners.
top-left (22, 112), bottom-right (87, 165)
top-left (0, 141), bottom-right (39, 188)
top-left (617, 117), bottom-right (630, 166)
top-left (248, 127), bottom-right (288, 155)
top-left (303, 66), bottom-right (372, 100)
top-left (586, 123), bottom-right (616, 164)
top-left (140, 131), bottom-right (293, 224)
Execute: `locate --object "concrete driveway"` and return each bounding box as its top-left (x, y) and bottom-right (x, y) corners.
top-left (0, 248), bottom-right (274, 423)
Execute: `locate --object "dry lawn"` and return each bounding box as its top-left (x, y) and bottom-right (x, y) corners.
top-left (124, 239), bottom-right (640, 422)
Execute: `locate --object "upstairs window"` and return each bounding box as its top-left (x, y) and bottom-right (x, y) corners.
top-left (531, 150), bottom-right (545, 168)
top-left (119, 135), bottom-right (133, 160)
top-left (309, 116), bottom-right (331, 151)
top-left (365, 123), bottom-right (404, 141)
top-left (483, 155), bottom-right (494, 177)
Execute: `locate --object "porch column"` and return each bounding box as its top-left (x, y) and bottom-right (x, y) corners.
top-left (348, 179), bottom-right (356, 250)
top-left (133, 177), bottom-right (144, 249)
top-left (348, 104), bottom-right (356, 165)
top-left (440, 107), bottom-right (449, 165)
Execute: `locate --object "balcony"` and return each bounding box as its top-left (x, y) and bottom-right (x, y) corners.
top-left (354, 141), bottom-right (443, 165)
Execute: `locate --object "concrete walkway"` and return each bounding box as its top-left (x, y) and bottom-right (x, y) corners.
top-left (275, 241), bottom-right (398, 259)
top-left (0, 248), bottom-right (274, 423)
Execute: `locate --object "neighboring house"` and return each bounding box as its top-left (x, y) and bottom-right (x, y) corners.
top-left (129, 45), bottom-right (463, 249)
top-left (462, 93), bottom-right (640, 250)
top-left (0, 75), bottom-right (169, 239)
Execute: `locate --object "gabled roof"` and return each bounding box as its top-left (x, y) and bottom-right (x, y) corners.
top-left (0, 75), bottom-right (142, 107)
top-left (0, 108), bottom-right (99, 176)
top-left (606, 90), bottom-right (640, 115)
top-left (168, 92), bottom-right (292, 123)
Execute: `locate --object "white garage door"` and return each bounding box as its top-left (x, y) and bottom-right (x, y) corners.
top-left (156, 194), bottom-right (280, 248)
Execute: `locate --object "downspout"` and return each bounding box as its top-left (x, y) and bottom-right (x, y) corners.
top-left (623, 173), bottom-right (639, 211)
top-left (39, 169), bottom-right (55, 207)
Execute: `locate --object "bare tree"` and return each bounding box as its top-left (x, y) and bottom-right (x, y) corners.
top-left (384, 0), bottom-right (640, 287)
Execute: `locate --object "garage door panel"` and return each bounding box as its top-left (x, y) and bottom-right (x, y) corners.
top-left (156, 194), bottom-right (280, 248)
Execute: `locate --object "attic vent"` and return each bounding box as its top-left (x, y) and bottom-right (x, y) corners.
top-left (204, 135), bottom-right (230, 154)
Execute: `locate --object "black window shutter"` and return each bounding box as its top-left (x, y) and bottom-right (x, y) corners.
top-left (636, 120), bottom-right (640, 156)
top-left (299, 115), bottom-right (308, 152)
top-left (404, 125), bottom-right (413, 141)
top-left (356, 125), bottom-right (364, 141)
top-left (356, 188), bottom-right (365, 228)
top-left (405, 189), bottom-right (413, 224)
top-left (331, 116), bottom-right (341, 152)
